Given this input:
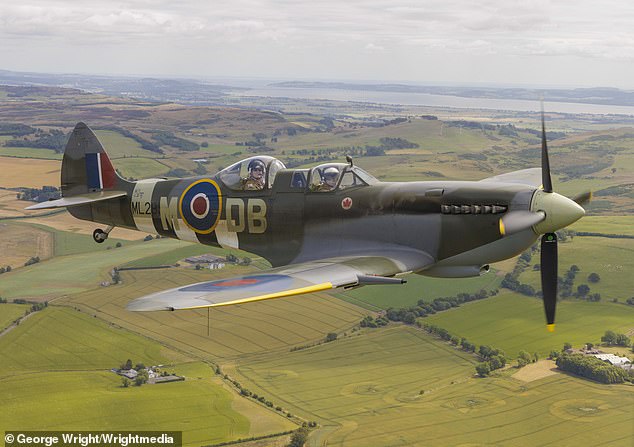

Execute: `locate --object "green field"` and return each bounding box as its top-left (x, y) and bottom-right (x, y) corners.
top-left (0, 371), bottom-right (253, 445)
top-left (0, 307), bottom-right (295, 445)
top-left (0, 147), bottom-right (62, 159)
top-left (570, 215), bottom-right (634, 235)
top-left (22, 222), bottom-right (134, 257)
top-left (424, 292), bottom-right (634, 357)
top-left (120, 242), bottom-right (221, 268)
top-left (0, 307), bottom-right (182, 376)
top-left (0, 303), bottom-right (29, 331)
top-left (94, 130), bottom-right (153, 158)
top-left (338, 271), bottom-right (501, 310)
top-left (0, 238), bottom-right (203, 298)
top-left (230, 325), bottom-right (634, 447)
top-left (518, 236), bottom-right (634, 301)
top-left (114, 157), bottom-right (169, 179)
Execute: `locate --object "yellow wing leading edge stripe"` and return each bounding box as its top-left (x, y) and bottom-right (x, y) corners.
top-left (179, 282), bottom-right (335, 310)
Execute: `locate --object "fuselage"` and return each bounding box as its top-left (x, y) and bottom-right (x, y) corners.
top-left (68, 166), bottom-right (540, 276)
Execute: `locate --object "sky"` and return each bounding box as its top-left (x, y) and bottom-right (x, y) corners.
top-left (2, 0), bottom-right (634, 89)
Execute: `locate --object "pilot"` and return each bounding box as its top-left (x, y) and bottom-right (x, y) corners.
top-left (241, 159), bottom-right (266, 190)
top-left (313, 166), bottom-right (339, 192)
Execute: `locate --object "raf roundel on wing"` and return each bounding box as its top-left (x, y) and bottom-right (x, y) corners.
top-left (179, 179), bottom-right (222, 234)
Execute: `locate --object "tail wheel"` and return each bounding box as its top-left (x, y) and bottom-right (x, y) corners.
top-left (93, 229), bottom-right (107, 243)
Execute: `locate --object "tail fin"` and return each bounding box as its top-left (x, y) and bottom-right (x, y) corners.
top-left (62, 122), bottom-right (129, 196)
top-left (25, 123), bottom-right (130, 210)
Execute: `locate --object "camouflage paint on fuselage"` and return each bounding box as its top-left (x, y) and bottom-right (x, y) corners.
top-left (73, 168), bottom-right (538, 271)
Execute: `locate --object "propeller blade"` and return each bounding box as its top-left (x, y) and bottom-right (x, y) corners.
top-left (499, 210), bottom-right (546, 236)
top-left (572, 190), bottom-right (592, 206)
top-left (540, 232), bottom-right (558, 332)
top-left (541, 105), bottom-right (553, 193)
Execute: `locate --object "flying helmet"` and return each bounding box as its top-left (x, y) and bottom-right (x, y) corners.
top-left (248, 159), bottom-right (266, 171)
top-left (323, 166), bottom-right (339, 179)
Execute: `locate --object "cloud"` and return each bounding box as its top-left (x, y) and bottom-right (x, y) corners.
top-left (1, 0), bottom-right (633, 86)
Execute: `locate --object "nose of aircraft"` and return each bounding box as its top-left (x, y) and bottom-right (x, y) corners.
top-left (530, 189), bottom-right (585, 234)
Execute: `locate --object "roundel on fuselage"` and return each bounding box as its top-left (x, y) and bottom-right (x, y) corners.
top-left (179, 179), bottom-right (222, 234)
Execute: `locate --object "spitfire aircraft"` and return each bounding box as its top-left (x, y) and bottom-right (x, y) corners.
top-left (27, 118), bottom-right (589, 330)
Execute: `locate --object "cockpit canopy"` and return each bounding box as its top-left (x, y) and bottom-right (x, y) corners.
top-left (308, 163), bottom-right (378, 192)
top-left (218, 156), bottom-right (286, 191)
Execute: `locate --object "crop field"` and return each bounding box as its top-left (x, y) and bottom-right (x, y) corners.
top-left (0, 194), bottom-right (144, 239)
top-left (57, 267), bottom-right (367, 360)
top-left (0, 303), bottom-right (29, 331)
top-left (337, 271), bottom-right (502, 310)
top-left (0, 307), bottom-right (295, 446)
top-left (424, 292), bottom-right (634, 357)
top-left (0, 222), bottom-right (53, 268)
top-left (0, 156), bottom-right (60, 188)
top-left (0, 238), bottom-right (201, 299)
top-left (230, 325), bottom-right (634, 447)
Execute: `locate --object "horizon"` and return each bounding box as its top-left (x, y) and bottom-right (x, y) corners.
top-left (0, 67), bottom-right (631, 92)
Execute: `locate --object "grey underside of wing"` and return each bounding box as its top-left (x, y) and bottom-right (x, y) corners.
top-left (127, 249), bottom-right (434, 311)
top-left (479, 168), bottom-right (542, 187)
top-left (24, 191), bottom-right (127, 210)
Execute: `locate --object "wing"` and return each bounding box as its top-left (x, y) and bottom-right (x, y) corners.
top-left (127, 249), bottom-right (433, 311)
top-left (479, 168), bottom-right (542, 188)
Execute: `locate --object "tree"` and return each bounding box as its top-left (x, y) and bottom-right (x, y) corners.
top-left (517, 351), bottom-right (532, 367)
top-left (563, 342), bottom-right (572, 352)
top-left (402, 312), bottom-right (416, 325)
top-left (615, 333), bottom-right (631, 347)
top-left (475, 363), bottom-right (491, 377)
top-left (489, 355), bottom-right (506, 370)
top-left (325, 333), bottom-right (337, 342)
top-left (588, 293), bottom-right (601, 302)
top-left (576, 284), bottom-right (590, 297)
top-left (124, 359), bottom-right (133, 370)
top-left (288, 427), bottom-right (309, 447)
top-left (115, 242), bottom-right (122, 248)
top-left (601, 330), bottom-right (617, 345)
top-left (122, 378), bottom-right (130, 388)
top-left (588, 273), bottom-right (600, 283)
top-left (134, 370), bottom-right (149, 386)
top-left (479, 345), bottom-right (493, 359)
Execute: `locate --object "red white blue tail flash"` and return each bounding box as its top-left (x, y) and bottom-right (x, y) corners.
top-left (85, 152), bottom-right (115, 190)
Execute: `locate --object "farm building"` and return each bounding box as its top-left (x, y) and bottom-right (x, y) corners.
top-left (119, 369), bottom-right (138, 379)
top-left (593, 354), bottom-right (631, 366)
